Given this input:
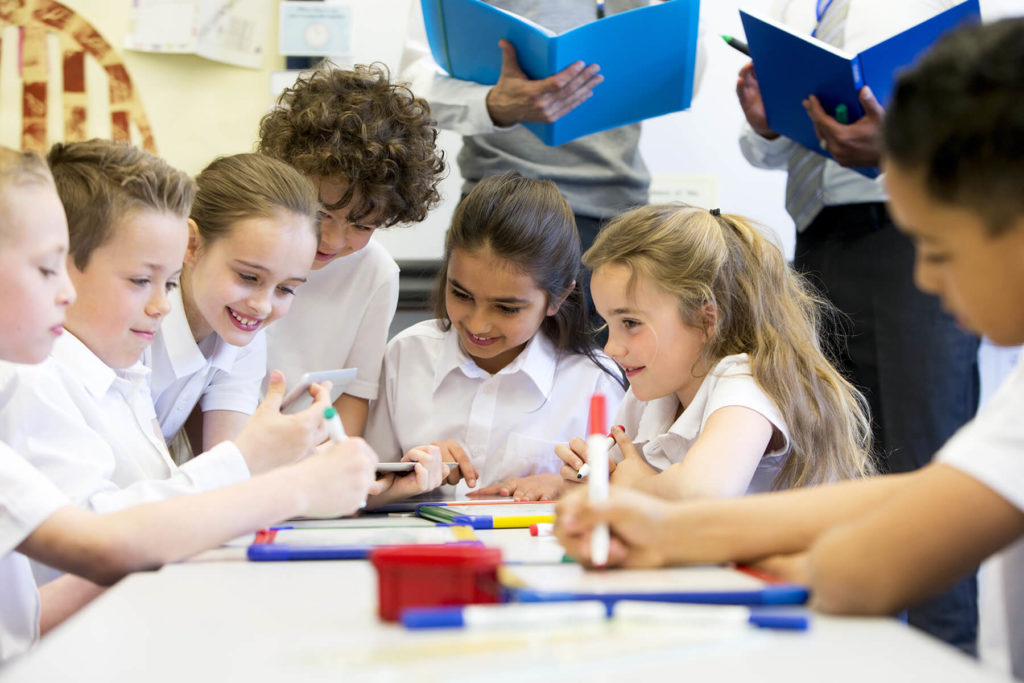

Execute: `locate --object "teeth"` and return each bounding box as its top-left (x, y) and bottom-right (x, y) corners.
top-left (229, 310), bottom-right (260, 327)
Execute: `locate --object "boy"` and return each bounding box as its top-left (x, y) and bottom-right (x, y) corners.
top-left (554, 18), bottom-right (1024, 676)
top-left (257, 63), bottom-right (446, 437)
top-left (0, 140), bottom-right (341, 546)
top-left (0, 146), bottom-right (377, 661)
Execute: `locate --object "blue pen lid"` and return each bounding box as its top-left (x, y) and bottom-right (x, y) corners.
top-left (401, 606), bottom-right (466, 629)
top-left (748, 611), bottom-right (810, 631)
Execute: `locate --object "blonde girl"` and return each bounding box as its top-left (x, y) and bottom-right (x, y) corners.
top-left (557, 205), bottom-right (873, 499)
top-left (147, 153), bottom-right (319, 454)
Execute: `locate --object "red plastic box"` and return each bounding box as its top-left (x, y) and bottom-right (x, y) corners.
top-left (370, 545), bottom-right (503, 621)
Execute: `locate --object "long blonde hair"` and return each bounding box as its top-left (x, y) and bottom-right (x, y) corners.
top-left (584, 205), bottom-right (873, 488)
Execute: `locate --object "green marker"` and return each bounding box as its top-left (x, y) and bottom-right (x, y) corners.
top-left (835, 103), bottom-right (849, 124)
top-left (721, 34), bottom-right (750, 56)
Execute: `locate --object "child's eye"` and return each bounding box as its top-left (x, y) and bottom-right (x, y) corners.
top-left (129, 278), bottom-right (150, 287)
top-left (39, 267), bottom-right (56, 278)
top-left (921, 251), bottom-right (950, 265)
top-left (354, 224), bottom-right (375, 233)
top-left (450, 287), bottom-right (471, 301)
top-left (622, 319), bottom-right (641, 330)
top-left (166, 280), bottom-right (179, 292)
top-left (277, 285), bottom-right (296, 296)
top-left (238, 272), bottom-right (259, 284)
top-left (497, 305), bottom-right (521, 315)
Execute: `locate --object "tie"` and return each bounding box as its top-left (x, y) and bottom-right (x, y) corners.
top-left (784, 0), bottom-right (851, 232)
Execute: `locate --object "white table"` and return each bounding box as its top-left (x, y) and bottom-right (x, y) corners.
top-left (0, 526), bottom-right (1012, 682)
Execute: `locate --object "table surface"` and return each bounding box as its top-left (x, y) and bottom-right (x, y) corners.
top-left (0, 521), bottom-right (1013, 683)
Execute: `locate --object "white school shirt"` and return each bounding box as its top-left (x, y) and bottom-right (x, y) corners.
top-left (938, 355), bottom-right (1024, 680)
top-left (738, 0), bottom-right (957, 214)
top-left (612, 354), bottom-right (791, 495)
top-left (0, 332), bottom-right (250, 515)
top-left (265, 239), bottom-right (399, 401)
top-left (364, 320), bottom-right (626, 495)
top-left (0, 445), bottom-right (67, 662)
top-left (146, 287), bottom-right (266, 441)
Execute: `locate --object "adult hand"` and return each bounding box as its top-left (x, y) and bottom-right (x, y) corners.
top-left (555, 485), bottom-right (675, 568)
top-left (468, 472), bottom-right (564, 501)
top-left (234, 371), bottom-right (331, 474)
top-left (485, 39), bottom-right (603, 127)
top-left (804, 86), bottom-right (885, 168)
top-left (736, 61), bottom-right (778, 139)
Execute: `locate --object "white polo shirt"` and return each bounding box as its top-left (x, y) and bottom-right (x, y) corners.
top-left (0, 445), bottom-right (67, 662)
top-left (265, 239), bottom-right (399, 401)
top-left (612, 353), bottom-right (791, 494)
top-left (364, 320), bottom-right (626, 495)
top-left (0, 333), bottom-right (250, 515)
top-left (146, 288), bottom-right (266, 441)
top-left (938, 355), bottom-right (1024, 680)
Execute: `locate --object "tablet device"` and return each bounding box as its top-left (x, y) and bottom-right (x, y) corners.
top-left (280, 368), bottom-right (357, 413)
top-left (376, 462), bottom-right (460, 473)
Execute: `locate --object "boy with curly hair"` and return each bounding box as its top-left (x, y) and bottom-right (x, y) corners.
top-left (258, 63), bottom-right (446, 436)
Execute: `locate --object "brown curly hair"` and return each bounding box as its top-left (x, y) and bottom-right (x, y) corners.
top-left (257, 62), bottom-right (445, 228)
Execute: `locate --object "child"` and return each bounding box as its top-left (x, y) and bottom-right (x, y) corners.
top-left (554, 18), bottom-right (1024, 677)
top-left (0, 140), bottom-right (335, 528)
top-left (0, 146), bottom-right (377, 662)
top-left (257, 63), bottom-right (446, 437)
top-left (556, 205), bottom-right (873, 500)
top-left (364, 173), bottom-right (626, 501)
top-left (147, 153), bottom-right (319, 453)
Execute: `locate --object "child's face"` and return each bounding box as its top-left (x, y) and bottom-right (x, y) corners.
top-left (65, 209), bottom-right (188, 369)
top-left (0, 185), bottom-right (76, 364)
top-left (592, 264), bottom-right (710, 406)
top-left (183, 210), bottom-right (316, 345)
top-left (886, 163), bottom-right (1024, 347)
top-left (310, 178), bottom-right (379, 269)
top-left (445, 246), bottom-right (560, 374)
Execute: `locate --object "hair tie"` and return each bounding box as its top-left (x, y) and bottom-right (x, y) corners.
top-left (709, 208), bottom-right (721, 217)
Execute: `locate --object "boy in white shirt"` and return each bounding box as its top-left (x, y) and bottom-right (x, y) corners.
top-left (0, 146), bottom-right (377, 662)
top-left (0, 140), bottom-right (342, 519)
top-left (555, 18), bottom-right (1024, 677)
top-left (258, 63), bottom-right (445, 437)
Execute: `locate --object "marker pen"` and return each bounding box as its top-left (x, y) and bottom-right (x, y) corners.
top-left (402, 600), bottom-right (607, 629)
top-left (613, 601), bottom-right (809, 631)
top-left (323, 406), bottom-right (348, 442)
top-left (576, 426), bottom-right (624, 479)
top-left (587, 394), bottom-right (610, 567)
top-left (721, 34), bottom-right (750, 56)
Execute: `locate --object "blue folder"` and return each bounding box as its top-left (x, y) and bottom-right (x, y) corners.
top-left (420, 0), bottom-right (700, 146)
top-left (740, 0), bottom-right (980, 177)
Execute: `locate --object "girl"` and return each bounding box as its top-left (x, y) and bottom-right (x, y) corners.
top-left (147, 153), bottom-right (319, 455)
top-left (364, 172), bottom-right (626, 501)
top-left (557, 205), bottom-right (873, 499)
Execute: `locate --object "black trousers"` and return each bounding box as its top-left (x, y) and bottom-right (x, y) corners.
top-left (796, 202), bottom-right (980, 654)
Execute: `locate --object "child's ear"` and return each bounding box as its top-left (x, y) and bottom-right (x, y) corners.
top-left (183, 219), bottom-right (202, 267)
top-left (701, 301), bottom-right (718, 337)
top-left (546, 280), bottom-right (576, 317)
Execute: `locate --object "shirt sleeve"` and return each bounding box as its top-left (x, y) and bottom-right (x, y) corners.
top-left (738, 121), bottom-right (798, 170)
top-left (399, 1), bottom-right (516, 136)
top-left (199, 333), bottom-right (267, 416)
top-left (0, 445), bottom-right (67, 556)
top-left (705, 368), bottom-right (791, 458)
top-left (344, 267), bottom-right (400, 400)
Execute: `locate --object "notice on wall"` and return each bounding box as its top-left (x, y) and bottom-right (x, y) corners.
top-left (125, 0), bottom-right (272, 70)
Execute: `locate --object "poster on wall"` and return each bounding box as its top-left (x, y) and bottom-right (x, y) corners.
top-left (124, 0), bottom-right (272, 70)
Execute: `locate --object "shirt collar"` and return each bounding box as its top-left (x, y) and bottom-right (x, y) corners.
top-left (432, 326), bottom-right (558, 398)
top-left (51, 331), bottom-right (120, 400)
top-left (162, 288), bottom-right (239, 376)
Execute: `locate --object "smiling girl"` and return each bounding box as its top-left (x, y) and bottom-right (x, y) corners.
top-left (364, 173), bottom-right (625, 501)
top-left (147, 153), bottom-right (319, 453)
top-left (556, 205), bottom-right (874, 499)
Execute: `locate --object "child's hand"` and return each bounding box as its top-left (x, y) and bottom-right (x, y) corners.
top-left (554, 485), bottom-right (673, 568)
top-left (392, 445), bottom-right (446, 498)
top-left (432, 440), bottom-right (478, 488)
top-left (468, 472), bottom-right (564, 501)
top-left (607, 426), bottom-right (656, 488)
top-left (555, 437), bottom-right (590, 482)
top-left (235, 371), bottom-right (333, 474)
top-left (294, 437), bottom-right (377, 518)
top-left (751, 552), bottom-right (812, 586)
